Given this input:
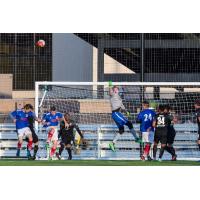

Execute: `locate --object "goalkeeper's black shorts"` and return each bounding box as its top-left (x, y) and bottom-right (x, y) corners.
top-left (154, 129), bottom-right (167, 144)
top-left (61, 135), bottom-right (74, 145)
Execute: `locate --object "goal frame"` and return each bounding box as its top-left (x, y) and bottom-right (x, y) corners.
top-left (35, 81), bottom-right (200, 117)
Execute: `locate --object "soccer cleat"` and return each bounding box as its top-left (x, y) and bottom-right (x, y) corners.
top-left (147, 155), bottom-right (153, 161)
top-left (140, 155), bottom-right (145, 161)
top-left (171, 155), bottom-right (177, 161)
top-left (56, 152), bottom-right (61, 160)
top-left (68, 156), bottom-right (72, 160)
top-left (109, 142), bottom-right (116, 152)
top-left (31, 156), bottom-right (36, 160)
top-left (16, 149), bottom-right (20, 157)
top-left (158, 158), bottom-right (162, 162)
top-left (135, 138), bottom-right (142, 144)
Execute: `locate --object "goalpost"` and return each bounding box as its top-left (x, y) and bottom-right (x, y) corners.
top-left (35, 81), bottom-right (200, 160)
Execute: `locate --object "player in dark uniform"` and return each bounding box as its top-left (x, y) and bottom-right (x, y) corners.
top-left (164, 105), bottom-right (177, 161)
top-left (153, 105), bottom-right (171, 161)
top-left (24, 104), bottom-right (41, 160)
top-left (56, 113), bottom-right (85, 160)
top-left (194, 100), bottom-right (200, 150)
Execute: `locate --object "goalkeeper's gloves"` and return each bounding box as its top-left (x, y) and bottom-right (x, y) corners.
top-left (108, 80), bottom-right (113, 87)
top-left (126, 111), bottom-right (131, 117)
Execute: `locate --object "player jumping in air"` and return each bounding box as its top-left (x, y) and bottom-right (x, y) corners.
top-left (194, 100), bottom-right (200, 151)
top-left (42, 106), bottom-right (63, 159)
top-left (164, 105), bottom-right (177, 161)
top-left (56, 113), bottom-right (86, 160)
top-left (137, 101), bottom-right (156, 161)
top-left (24, 104), bottom-right (41, 160)
top-left (10, 104), bottom-right (33, 159)
top-left (153, 105), bottom-right (171, 161)
top-left (108, 81), bottom-right (141, 152)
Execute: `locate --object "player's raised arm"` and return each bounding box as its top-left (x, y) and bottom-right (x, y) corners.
top-left (74, 123), bottom-right (84, 139)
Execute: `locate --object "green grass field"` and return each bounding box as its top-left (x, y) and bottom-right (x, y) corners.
top-left (0, 159), bottom-right (199, 166)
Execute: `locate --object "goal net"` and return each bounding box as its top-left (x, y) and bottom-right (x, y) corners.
top-left (35, 82), bottom-right (200, 160)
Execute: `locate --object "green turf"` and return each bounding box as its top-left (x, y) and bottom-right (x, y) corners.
top-left (0, 159), bottom-right (199, 166)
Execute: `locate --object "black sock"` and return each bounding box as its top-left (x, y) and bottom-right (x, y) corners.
top-left (67, 148), bottom-right (72, 159)
top-left (198, 144), bottom-right (200, 151)
top-left (33, 145), bottom-right (39, 157)
top-left (153, 145), bottom-right (157, 159)
top-left (165, 146), bottom-right (171, 154)
top-left (169, 147), bottom-right (176, 156)
top-left (59, 144), bottom-right (64, 155)
top-left (159, 147), bottom-right (165, 159)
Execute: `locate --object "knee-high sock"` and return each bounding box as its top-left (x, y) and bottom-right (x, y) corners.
top-left (50, 147), bottom-right (56, 157)
top-left (143, 143), bottom-right (151, 156)
top-left (67, 148), bottom-right (72, 159)
top-left (153, 145), bottom-right (157, 159)
top-left (130, 128), bottom-right (138, 139)
top-left (165, 146), bottom-right (176, 156)
top-left (165, 146), bottom-right (171, 154)
top-left (27, 140), bottom-right (33, 151)
top-left (113, 133), bottom-right (121, 144)
top-left (59, 144), bottom-right (64, 155)
top-left (169, 146), bottom-right (176, 156)
top-left (17, 142), bottom-right (22, 149)
top-left (159, 146), bottom-right (165, 159)
top-left (33, 145), bottom-right (39, 157)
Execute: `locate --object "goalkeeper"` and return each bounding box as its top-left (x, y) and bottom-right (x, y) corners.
top-left (108, 81), bottom-right (142, 152)
top-left (56, 113), bottom-right (86, 160)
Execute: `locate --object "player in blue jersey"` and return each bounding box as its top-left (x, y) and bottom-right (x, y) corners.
top-left (137, 101), bottom-right (156, 161)
top-left (42, 106), bottom-right (63, 159)
top-left (24, 104), bottom-right (41, 160)
top-left (10, 104), bottom-right (33, 159)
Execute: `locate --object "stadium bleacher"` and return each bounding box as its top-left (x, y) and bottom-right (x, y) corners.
top-left (0, 123), bottom-right (199, 160)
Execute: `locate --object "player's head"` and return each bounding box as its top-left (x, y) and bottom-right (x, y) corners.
top-left (194, 100), bottom-right (200, 109)
top-left (112, 86), bottom-right (119, 94)
top-left (50, 106), bottom-right (56, 115)
top-left (24, 104), bottom-right (33, 112)
top-left (164, 104), bottom-right (171, 113)
top-left (64, 112), bottom-right (70, 121)
top-left (158, 104), bottom-right (165, 113)
top-left (17, 103), bottom-right (23, 110)
top-left (142, 100), bottom-right (149, 109)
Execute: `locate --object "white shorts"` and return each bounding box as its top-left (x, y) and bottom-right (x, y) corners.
top-left (142, 131), bottom-right (154, 143)
top-left (46, 126), bottom-right (58, 142)
top-left (17, 127), bottom-right (32, 138)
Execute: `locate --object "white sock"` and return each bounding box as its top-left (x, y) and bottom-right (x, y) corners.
top-left (113, 132), bottom-right (121, 144)
top-left (130, 128), bottom-right (138, 139)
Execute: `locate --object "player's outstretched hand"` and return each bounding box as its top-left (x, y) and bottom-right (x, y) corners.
top-left (81, 138), bottom-right (89, 149)
top-left (108, 81), bottom-right (113, 87)
top-left (126, 111), bottom-right (131, 117)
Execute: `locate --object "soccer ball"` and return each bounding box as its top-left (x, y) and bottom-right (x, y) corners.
top-left (36, 39), bottom-right (45, 47)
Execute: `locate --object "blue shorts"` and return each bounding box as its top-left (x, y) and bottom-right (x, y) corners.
top-left (112, 112), bottom-right (128, 129)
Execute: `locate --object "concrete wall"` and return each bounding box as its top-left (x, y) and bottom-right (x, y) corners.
top-left (52, 33), bottom-right (93, 82)
top-left (0, 74), bottom-right (13, 98)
